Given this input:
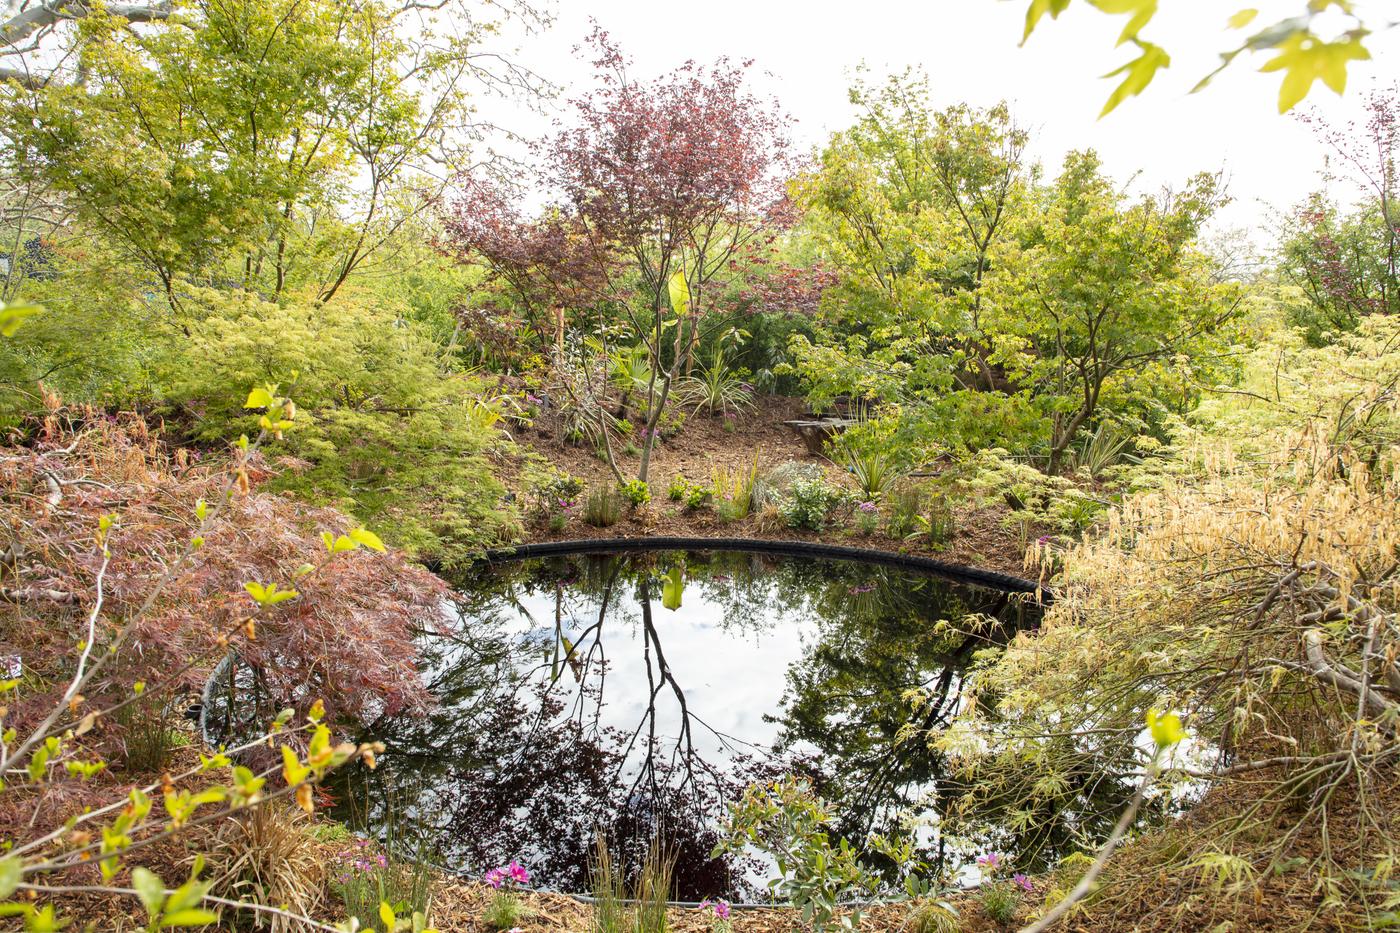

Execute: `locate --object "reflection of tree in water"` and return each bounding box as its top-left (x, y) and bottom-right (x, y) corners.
top-left (327, 550), bottom-right (1120, 900)
top-left (330, 552), bottom-right (781, 899)
top-left (763, 565), bottom-right (1133, 874)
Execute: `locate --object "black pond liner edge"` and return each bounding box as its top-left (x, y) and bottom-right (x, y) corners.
top-left (199, 536), bottom-right (1048, 909)
top-left (479, 536), bottom-right (1050, 598)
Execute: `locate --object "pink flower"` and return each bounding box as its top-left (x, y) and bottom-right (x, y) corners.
top-left (1013, 873), bottom-right (1033, 892)
top-left (486, 860), bottom-right (529, 890)
top-left (699, 899), bottom-right (731, 920)
top-left (976, 852), bottom-right (1001, 870)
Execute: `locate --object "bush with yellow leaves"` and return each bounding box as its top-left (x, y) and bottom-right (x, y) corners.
top-left (932, 316), bottom-right (1400, 919)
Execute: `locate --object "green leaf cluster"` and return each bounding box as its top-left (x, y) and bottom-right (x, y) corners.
top-left (161, 288), bottom-right (518, 563)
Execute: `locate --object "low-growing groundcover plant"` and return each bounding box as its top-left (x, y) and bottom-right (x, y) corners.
top-left (0, 368), bottom-right (449, 929)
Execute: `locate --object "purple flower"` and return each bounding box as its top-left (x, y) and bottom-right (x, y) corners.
top-left (857, 501), bottom-right (879, 514)
top-left (1013, 873), bottom-right (1033, 892)
top-left (699, 899), bottom-right (731, 919)
top-left (1037, 535), bottom-right (1050, 544)
top-left (486, 860), bottom-right (529, 891)
top-left (977, 852), bottom-right (1001, 870)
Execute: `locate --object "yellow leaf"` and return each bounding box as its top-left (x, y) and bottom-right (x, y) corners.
top-left (243, 387), bottom-right (275, 410)
top-left (1259, 33), bottom-right (1371, 113)
top-left (295, 782), bottom-right (314, 815)
top-left (1100, 41), bottom-right (1171, 116)
top-left (379, 902), bottom-right (396, 929)
top-left (1088, 0), bottom-right (1158, 46)
top-left (1226, 8), bottom-right (1258, 29)
top-left (348, 528), bottom-right (387, 553)
top-left (668, 269), bottom-right (691, 317)
top-left (1022, 0), bottom-right (1073, 44)
top-left (1147, 708), bottom-right (1185, 747)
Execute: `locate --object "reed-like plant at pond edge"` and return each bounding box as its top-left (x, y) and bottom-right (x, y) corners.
top-left (588, 834), bottom-right (676, 933)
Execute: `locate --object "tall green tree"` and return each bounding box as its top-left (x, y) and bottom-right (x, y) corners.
top-left (990, 151), bottom-right (1241, 471)
top-left (794, 70), bottom-right (1030, 388)
top-left (1, 0), bottom-right (544, 307)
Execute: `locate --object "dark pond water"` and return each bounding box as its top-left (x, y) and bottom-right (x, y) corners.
top-left (305, 548), bottom-right (1110, 901)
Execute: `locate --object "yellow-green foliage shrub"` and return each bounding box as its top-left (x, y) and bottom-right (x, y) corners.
top-left (933, 317), bottom-right (1400, 913)
top-left (163, 288), bottom-right (519, 563)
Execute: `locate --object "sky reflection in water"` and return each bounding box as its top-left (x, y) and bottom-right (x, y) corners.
top-left (326, 549), bottom-right (1073, 901)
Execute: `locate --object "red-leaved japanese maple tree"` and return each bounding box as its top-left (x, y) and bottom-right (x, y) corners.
top-left (449, 28), bottom-right (796, 482)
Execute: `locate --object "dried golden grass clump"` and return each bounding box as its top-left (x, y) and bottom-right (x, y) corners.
top-left (935, 318), bottom-right (1400, 919)
top-left (197, 805), bottom-right (327, 933)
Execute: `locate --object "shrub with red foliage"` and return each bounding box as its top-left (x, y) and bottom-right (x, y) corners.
top-left (0, 409), bottom-right (450, 729)
top-left (738, 263), bottom-right (839, 317)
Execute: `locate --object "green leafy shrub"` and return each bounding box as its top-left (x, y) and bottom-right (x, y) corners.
top-left (778, 477), bottom-right (845, 532)
top-left (620, 479), bottom-right (652, 508)
top-left (659, 408), bottom-right (688, 439)
top-left (162, 288), bottom-right (518, 565)
top-left (521, 460), bottom-right (585, 518)
top-left (584, 485), bottom-right (623, 527)
top-left (668, 474), bottom-right (714, 510)
top-left (685, 484), bottom-right (714, 510)
top-left (1049, 492), bottom-right (1108, 534)
top-left (754, 460), bottom-right (824, 510)
top-left (715, 777), bottom-right (880, 931)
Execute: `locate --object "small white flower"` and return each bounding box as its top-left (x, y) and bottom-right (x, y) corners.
top-left (2, 655), bottom-right (19, 678)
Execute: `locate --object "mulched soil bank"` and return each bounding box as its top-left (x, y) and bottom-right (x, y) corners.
top-left (431, 881), bottom-right (932, 932)
top-left (506, 394), bottom-right (1045, 580)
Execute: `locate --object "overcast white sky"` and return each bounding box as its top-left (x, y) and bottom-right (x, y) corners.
top-left (480, 0), bottom-right (1399, 241)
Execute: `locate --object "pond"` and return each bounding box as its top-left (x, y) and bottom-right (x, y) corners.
top-left (305, 545), bottom-right (1097, 901)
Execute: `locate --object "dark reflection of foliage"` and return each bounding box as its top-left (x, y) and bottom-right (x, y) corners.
top-left (306, 551), bottom-right (1128, 900)
top-left (329, 681), bottom-right (774, 900)
top-left (768, 574), bottom-right (1016, 872)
